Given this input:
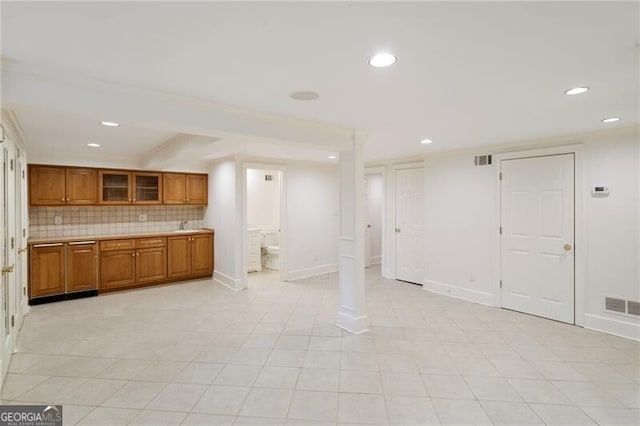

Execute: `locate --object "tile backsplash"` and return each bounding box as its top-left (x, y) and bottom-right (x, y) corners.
top-left (29, 206), bottom-right (205, 239)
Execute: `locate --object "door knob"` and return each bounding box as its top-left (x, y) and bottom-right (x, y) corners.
top-left (395, 228), bottom-right (401, 233)
top-left (563, 244), bottom-right (572, 251)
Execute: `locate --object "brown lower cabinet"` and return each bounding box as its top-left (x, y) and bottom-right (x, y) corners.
top-left (30, 241), bottom-right (98, 300)
top-left (100, 237), bottom-right (167, 290)
top-left (168, 234), bottom-right (213, 278)
top-left (30, 231), bottom-right (213, 302)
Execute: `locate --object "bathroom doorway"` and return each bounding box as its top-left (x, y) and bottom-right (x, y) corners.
top-left (244, 164), bottom-right (286, 284)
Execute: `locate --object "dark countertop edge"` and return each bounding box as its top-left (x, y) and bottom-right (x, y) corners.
top-left (28, 228), bottom-right (215, 245)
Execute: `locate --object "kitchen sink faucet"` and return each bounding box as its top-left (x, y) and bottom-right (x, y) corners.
top-left (180, 219), bottom-right (189, 230)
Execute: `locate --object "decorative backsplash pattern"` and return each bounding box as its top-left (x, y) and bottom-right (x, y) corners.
top-left (29, 206), bottom-right (205, 239)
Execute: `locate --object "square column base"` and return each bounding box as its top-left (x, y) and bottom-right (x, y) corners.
top-left (337, 310), bottom-right (369, 335)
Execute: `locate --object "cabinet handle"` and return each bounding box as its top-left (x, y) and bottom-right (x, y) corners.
top-left (33, 243), bottom-right (63, 247)
top-left (186, 198), bottom-right (190, 202)
top-left (60, 198), bottom-right (65, 202)
top-left (131, 253), bottom-right (135, 257)
top-left (133, 198), bottom-right (136, 202)
top-left (128, 198), bottom-right (132, 202)
top-left (66, 198), bottom-right (70, 202)
top-left (68, 241), bottom-right (96, 245)
top-left (183, 198), bottom-right (187, 202)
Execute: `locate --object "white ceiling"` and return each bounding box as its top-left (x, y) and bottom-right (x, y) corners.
top-left (2, 2), bottom-right (638, 164)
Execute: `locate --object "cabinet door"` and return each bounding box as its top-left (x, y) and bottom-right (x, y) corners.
top-left (99, 170), bottom-right (132, 205)
top-left (186, 174), bottom-right (208, 205)
top-left (163, 173), bottom-right (186, 204)
top-left (29, 166), bottom-right (66, 206)
top-left (100, 250), bottom-right (136, 289)
top-left (66, 243), bottom-right (97, 292)
top-left (66, 168), bottom-right (98, 205)
top-left (191, 234), bottom-right (213, 276)
top-left (136, 247), bottom-right (167, 283)
top-left (134, 172), bottom-right (162, 205)
top-left (30, 244), bottom-right (65, 298)
top-left (167, 236), bottom-right (190, 278)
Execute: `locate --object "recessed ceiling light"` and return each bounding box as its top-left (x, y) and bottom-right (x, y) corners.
top-left (564, 87), bottom-right (589, 95)
top-left (368, 53), bottom-right (397, 68)
top-left (420, 139), bottom-right (433, 145)
top-left (101, 121), bottom-right (119, 127)
top-left (601, 117), bottom-right (621, 123)
top-left (87, 143), bottom-right (101, 147)
top-left (328, 155), bottom-right (337, 160)
top-left (290, 91), bottom-right (319, 101)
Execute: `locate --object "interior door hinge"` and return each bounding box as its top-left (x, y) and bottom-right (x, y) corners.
top-left (499, 172), bottom-right (502, 180)
top-left (500, 280), bottom-right (503, 289)
top-left (11, 315), bottom-right (14, 328)
top-left (10, 237), bottom-right (14, 249)
top-left (9, 159), bottom-right (14, 171)
top-left (499, 226), bottom-right (502, 235)
top-left (23, 287), bottom-right (26, 296)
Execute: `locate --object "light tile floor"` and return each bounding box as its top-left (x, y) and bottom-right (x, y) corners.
top-left (2, 267), bottom-right (639, 425)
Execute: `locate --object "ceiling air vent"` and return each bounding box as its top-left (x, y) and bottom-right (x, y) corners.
top-left (605, 297), bottom-right (626, 313)
top-left (627, 301), bottom-right (640, 316)
top-left (474, 154), bottom-right (492, 166)
top-left (264, 174), bottom-right (274, 182)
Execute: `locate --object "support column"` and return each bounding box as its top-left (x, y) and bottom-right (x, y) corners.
top-left (337, 131), bottom-right (368, 334)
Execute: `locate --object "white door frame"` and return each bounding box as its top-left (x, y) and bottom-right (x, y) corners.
top-left (241, 161), bottom-right (287, 284)
top-left (494, 144), bottom-right (586, 326)
top-left (389, 162), bottom-right (425, 282)
top-left (364, 166), bottom-right (386, 272)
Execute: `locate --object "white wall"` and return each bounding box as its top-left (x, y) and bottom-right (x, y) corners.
top-left (584, 132), bottom-right (639, 336)
top-left (247, 168), bottom-right (280, 230)
top-left (419, 128), bottom-right (640, 339)
top-left (285, 163), bottom-right (340, 280)
top-left (204, 157), bottom-right (245, 290)
top-left (365, 173), bottom-right (383, 263)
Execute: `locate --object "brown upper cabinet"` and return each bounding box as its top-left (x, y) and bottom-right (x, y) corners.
top-left (98, 170), bottom-right (163, 205)
top-left (30, 166), bottom-right (97, 206)
top-left (163, 173), bottom-right (208, 205)
top-left (30, 165), bottom-right (206, 206)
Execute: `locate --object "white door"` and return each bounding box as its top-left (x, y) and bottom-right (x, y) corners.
top-left (15, 154), bottom-right (27, 329)
top-left (0, 145), bottom-right (16, 381)
top-left (501, 154), bottom-right (574, 323)
top-left (395, 168), bottom-right (424, 284)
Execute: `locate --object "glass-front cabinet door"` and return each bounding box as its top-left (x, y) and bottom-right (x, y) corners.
top-left (99, 170), bottom-right (132, 204)
top-left (134, 172), bottom-right (162, 204)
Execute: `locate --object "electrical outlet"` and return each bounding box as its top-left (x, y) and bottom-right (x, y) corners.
top-left (138, 214), bottom-right (147, 222)
top-left (54, 215), bottom-right (62, 225)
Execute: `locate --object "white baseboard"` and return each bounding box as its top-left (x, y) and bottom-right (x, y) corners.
top-left (337, 310), bottom-right (369, 335)
top-left (370, 255), bottom-right (382, 266)
top-left (213, 270), bottom-right (246, 291)
top-left (423, 279), bottom-right (497, 307)
top-left (287, 263), bottom-right (339, 281)
top-left (584, 313), bottom-right (640, 341)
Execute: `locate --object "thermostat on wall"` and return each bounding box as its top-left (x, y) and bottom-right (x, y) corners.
top-left (592, 186), bottom-right (609, 196)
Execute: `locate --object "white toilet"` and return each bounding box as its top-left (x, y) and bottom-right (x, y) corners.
top-left (260, 230), bottom-right (280, 271)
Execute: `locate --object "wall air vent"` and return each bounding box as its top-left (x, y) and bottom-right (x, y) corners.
top-left (264, 174), bottom-right (274, 182)
top-left (474, 154), bottom-right (492, 166)
top-left (627, 301), bottom-right (640, 316)
top-left (605, 297), bottom-right (626, 313)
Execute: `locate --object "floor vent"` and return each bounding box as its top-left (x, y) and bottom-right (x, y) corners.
top-left (627, 301), bottom-right (640, 316)
top-left (474, 154), bottom-right (492, 166)
top-left (605, 297), bottom-right (626, 313)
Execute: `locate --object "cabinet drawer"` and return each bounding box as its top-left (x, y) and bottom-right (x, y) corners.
top-left (136, 237), bottom-right (166, 248)
top-left (100, 239), bottom-right (136, 251)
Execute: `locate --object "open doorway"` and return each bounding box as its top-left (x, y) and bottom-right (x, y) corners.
top-left (365, 172), bottom-right (383, 269)
top-left (245, 166), bottom-right (285, 284)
